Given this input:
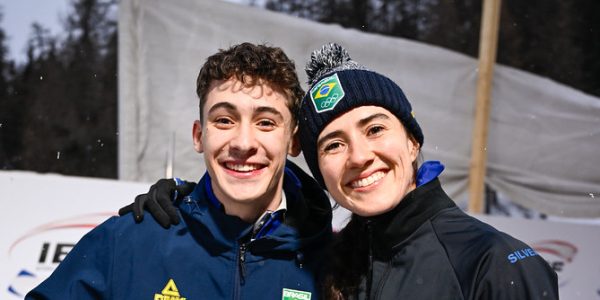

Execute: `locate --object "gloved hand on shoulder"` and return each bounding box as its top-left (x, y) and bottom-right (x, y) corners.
top-left (118, 178), bottom-right (196, 229)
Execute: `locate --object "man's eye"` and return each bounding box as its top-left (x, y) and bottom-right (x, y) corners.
top-left (257, 119), bottom-right (276, 128)
top-left (214, 118), bottom-right (234, 126)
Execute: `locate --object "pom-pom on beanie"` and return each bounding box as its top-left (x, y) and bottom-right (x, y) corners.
top-left (299, 43), bottom-right (424, 188)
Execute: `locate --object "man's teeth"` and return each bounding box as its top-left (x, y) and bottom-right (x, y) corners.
top-left (226, 163), bottom-right (260, 172)
top-left (351, 171), bottom-right (385, 188)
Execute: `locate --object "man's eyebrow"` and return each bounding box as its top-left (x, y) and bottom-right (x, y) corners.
top-left (255, 106), bottom-right (284, 119)
top-left (357, 113), bottom-right (390, 127)
top-left (207, 102), bottom-right (237, 115)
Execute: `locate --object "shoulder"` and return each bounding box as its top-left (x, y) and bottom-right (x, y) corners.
top-left (430, 209), bottom-right (557, 298)
top-left (285, 160), bottom-right (326, 198)
top-left (71, 214), bottom-right (162, 248)
top-left (92, 212), bottom-right (184, 243)
top-left (430, 208), bottom-right (492, 246)
top-left (431, 207), bottom-right (518, 249)
top-left (431, 208), bottom-right (545, 263)
top-left (283, 160), bottom-right (332, 228)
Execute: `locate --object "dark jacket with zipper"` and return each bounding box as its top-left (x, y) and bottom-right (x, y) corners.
top-left (26, 162), bottom-right (332, 300)
top-left (350, 178), bottom-right (558, 300)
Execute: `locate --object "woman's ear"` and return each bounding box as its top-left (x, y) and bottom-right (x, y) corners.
top-left (408, 136), bottom-right (419, 162)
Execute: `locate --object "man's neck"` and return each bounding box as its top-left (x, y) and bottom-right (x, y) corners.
top-left (226, 197), bottom-right (282, 223)
top-left (215, 183), bottom-right (285, 223)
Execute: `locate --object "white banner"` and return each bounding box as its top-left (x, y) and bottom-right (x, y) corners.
top-left (118, 0), bottom-right (600, 218)
top-left (0, 171), bottom-right (147, 298)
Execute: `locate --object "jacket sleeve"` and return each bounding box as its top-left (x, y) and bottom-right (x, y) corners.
top-left (473, 237), bottom-right (559, 300)
top-left (25, 217), bottom-right (119, 300)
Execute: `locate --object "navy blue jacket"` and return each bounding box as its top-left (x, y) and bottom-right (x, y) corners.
top-left (26, 163), bottom-right (332, 300)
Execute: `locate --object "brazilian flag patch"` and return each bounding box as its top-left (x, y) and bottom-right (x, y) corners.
top-left (309, 73), bottom-right (345, 113)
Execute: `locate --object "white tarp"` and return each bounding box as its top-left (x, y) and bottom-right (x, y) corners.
top-left (118, 0), bottom-right (600, 217)
top-left (0, 171), bottom-right (148, 298)
top-left (1, 171), bottom-right (598, 298)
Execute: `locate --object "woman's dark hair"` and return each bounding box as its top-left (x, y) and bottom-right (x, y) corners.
top-left (322, 215), bottom-right (369, 299)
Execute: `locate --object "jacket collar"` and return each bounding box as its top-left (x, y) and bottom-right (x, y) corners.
top-left (179, 160), bottom-right (332, 254)
top-left (367, 178), bottom-right (456, 257)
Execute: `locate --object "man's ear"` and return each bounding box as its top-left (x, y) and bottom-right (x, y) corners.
top-left (193, 120), bottom-right (203, 153)
top-left (288, 126), bottom-right (301, 157)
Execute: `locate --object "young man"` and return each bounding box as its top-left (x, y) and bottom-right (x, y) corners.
top-left (26, 43), bottom-right (332, 300)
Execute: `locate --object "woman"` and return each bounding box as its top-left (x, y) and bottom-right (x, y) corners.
top-left (297, 43), bottom-right (557, 299)
top-left (122, 44), bottom-right (559, 300)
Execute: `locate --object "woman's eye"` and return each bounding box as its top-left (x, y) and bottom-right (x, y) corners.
top-left (323, 141), bottom-right (343, 153)
top-left (367, 125), bottom-right (385, 136)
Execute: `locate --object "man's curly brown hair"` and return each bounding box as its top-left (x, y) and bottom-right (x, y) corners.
top-left (196, 43), bottom-right (305, 124)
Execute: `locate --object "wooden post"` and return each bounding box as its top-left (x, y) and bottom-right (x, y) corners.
top-left (468, 0), bottom-right (502, 214)
top-left (165, 132), bottom-right (175, 178)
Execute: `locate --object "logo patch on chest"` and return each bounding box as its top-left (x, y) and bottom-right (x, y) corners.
top-left (282, 288), bottom-right (311, 300)
top-left (154, 279), bottom-right (186, 300)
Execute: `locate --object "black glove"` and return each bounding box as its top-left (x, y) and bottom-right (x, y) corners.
top-left (118, 178), bottom-right (196, 229)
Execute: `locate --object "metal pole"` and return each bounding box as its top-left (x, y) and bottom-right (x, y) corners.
top-left (165, 131), bottom-right (175, 178)
top-left (468, 0), bottom-right (502, 214)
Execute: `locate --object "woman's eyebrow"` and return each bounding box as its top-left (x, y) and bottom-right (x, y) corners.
top-left (317, 113), bottom-right (391, 147)
top-left (357, 113), bottom-right (390, 127)
top-left (317, 130), bottom-right (344, 148)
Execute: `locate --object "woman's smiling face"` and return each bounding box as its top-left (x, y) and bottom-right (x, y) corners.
top-left (317, 106), bottom-right (419, 217)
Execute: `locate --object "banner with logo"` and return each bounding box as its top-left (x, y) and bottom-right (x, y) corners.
top-left (0, 171), bottom-right (148, 298)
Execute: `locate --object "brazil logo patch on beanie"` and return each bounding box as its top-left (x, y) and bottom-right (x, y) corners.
top-left (309, 73), bottom-right (345, 113)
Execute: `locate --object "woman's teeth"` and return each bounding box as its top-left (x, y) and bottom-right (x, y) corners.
top-left (351, 171), bottom-right (385, 188)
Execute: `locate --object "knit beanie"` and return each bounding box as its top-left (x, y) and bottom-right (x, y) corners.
top-left (299, 43), bottom-right (424, 188)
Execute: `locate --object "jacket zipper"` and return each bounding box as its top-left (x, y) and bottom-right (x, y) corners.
top-left (372, 261), bottom-right (392, 300)
top-left (366, 220), bottom-right (373, 300)
top-left (234, 242), bottom-right (247, 300)
top-left (366, 220), bottom-right (392, 300)
top-left (239, 243), bottom-right (247, 283)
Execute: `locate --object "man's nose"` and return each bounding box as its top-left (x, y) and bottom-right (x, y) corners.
top-left (229, 123), bottom-right (258, 156)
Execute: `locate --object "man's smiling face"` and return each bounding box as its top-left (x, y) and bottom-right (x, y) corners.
top-left (193, 78), bottom-right (299, 221)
